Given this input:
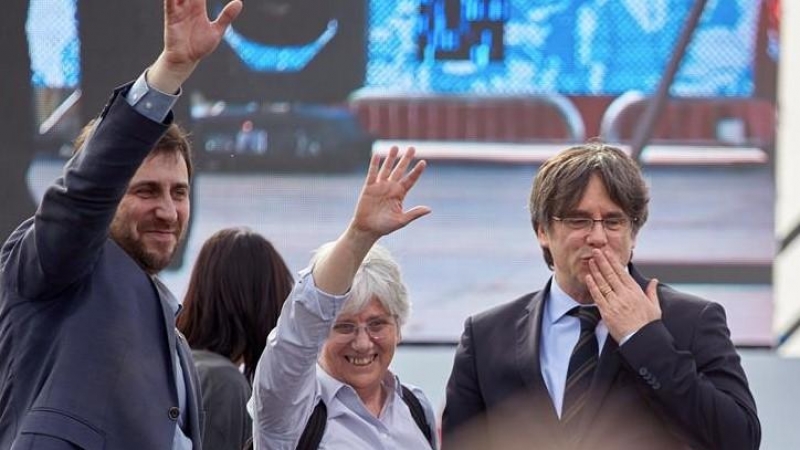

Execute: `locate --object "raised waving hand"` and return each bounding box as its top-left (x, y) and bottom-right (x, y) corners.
top-left (313, 147), bottom-right (431, 294)
top-left (149, 0), bottom-right (243, 94)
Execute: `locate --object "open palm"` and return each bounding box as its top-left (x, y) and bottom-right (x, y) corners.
top-left (351, 147), bottom-right (431, 239)
top-left (163, 0), bottom-right (242, 66)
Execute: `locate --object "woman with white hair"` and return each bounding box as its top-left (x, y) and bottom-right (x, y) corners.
top-left (249, 147), bottom-right (438, 449)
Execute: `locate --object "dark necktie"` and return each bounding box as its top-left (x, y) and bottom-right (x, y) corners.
top-left (561, 306), bottom-right (601, 426)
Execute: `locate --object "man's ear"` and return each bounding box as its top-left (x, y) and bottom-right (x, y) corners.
top-left (536, 223), bottom-right (550, 248)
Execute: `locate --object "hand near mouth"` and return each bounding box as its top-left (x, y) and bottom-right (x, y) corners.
top-left (585, 248), bottom-right (661, 342)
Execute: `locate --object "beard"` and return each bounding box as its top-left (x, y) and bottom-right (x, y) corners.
top-left (110, 218), bottom-right (184, 274)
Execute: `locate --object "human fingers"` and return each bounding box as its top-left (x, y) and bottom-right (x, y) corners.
top-left (212, 0), bottom-right (243, 31)
top-left (401, 205), bottom-right (433, 226)
top-left (364, 153), bottom-right (381, 185)
top-left (587, 255), bottom-right (615, 298)
top-left (585, 269), bottom-right (611, 311)
top-left (591, 248), bottom-right (628, 292)
top-left (400, 159), bottom-right (427, 192)
top-left (645, 278), bottom-right (661, 308)
top-left (377, 146), bottom-right (399, 180)
top-left (389, 147), bottom-right (416, 182)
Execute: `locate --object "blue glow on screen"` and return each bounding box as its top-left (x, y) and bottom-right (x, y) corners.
top-left (27, 0), bottom-right (762, 98)
top-left (26, 0), bottom-right (80, 88)
top-left (366, 0), bottom-right (761, 96)
top-left (223, 20), bottom-right (340, 72)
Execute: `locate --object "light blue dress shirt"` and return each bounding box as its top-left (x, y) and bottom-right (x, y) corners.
top-left (249, 269), bottom-right (438, 450)
top-left (153, 276), bottom-right (193, 450)
top-left (126, 71), bottom-right (179, 123)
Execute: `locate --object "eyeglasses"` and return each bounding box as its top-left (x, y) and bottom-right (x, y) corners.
top-left (331, 316), bottom-right (397, 341)
top-left (551, 216), bottom-right (635, 232)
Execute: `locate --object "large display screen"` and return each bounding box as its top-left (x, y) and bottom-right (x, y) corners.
top-left (18, 0), bottom-right (776, 347)
top-left (28, 0), bottom-right (762, 99)
top-left (366, 0), bottom-right (760, 96)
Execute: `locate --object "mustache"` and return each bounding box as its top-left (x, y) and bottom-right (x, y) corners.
top-left (140, 219), bottom-right (181, 234)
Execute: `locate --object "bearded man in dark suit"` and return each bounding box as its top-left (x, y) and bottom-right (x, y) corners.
top-left (0, 0), bottom-right (242, 448)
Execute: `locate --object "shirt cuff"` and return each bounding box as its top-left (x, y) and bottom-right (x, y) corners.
top-left (619, 329), bottom-right (638, 346)
top-left (297, 268), bottom-right (350, 320)
top-left (125, 70), bottom-right (180, 123)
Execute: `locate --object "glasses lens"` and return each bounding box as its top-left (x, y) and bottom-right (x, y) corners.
top-left (605, 217), bottom-right (628, 230)
top-left (332, 323), bottom-right (357, 335)
top-left (569, 218), bottom-right (592, 229)
top-left (555, 216), bottom-right (630, 231)
top-left (366, 319), bottom-right (392, 337)
top-left (332, 316), bottom-right (395, 340)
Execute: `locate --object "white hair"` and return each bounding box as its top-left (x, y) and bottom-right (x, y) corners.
top-left (311, 242), bottom-right (411, 327)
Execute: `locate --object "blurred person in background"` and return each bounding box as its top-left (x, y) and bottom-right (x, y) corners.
top-left (178, 227), bottom-right (293, 450)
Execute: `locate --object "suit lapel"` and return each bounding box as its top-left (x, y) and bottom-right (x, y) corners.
top-left (516, 290), bottom-right (544, 391)
top-left (515, 282), bottom-right (561, 433)
top-left (177, 332), bottom-right (204, 450)
top-left (152, 275), bottom-right (205, 448)
top-left (152, 277), bottom-right (180, 383)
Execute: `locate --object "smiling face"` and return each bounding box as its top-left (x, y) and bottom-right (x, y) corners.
top-left (319, 298), bottom-right (399, 400)
top-left (110, 151), bottom-right (190, 274)
top-left (537, 174), bottom-right (637, 303)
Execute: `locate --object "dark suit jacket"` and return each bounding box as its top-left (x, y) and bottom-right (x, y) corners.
top-left (0, 86), bottom-right (204, 449)
top-left (442, 265), bottom-right (760, 450)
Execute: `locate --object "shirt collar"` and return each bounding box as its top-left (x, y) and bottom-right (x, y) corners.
top-left (545, 275), bottom-right (587, 324)
top-left (316, 363), bottom-right (400, 413)
top-left (151, 275), bottom-right (181, 317)
top-left (317, 363), bottom-right (347, 407)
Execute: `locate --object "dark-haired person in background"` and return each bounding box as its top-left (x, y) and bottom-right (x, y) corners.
top-left (178, 227), bottom-right (294, 450)
top-left (0, 0), bottom-right (242, 448)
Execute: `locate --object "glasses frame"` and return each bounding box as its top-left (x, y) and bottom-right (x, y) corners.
top-left (551, 215), bottom-right (636, 232)
top-left (330, 315), bottom-right (398, 342)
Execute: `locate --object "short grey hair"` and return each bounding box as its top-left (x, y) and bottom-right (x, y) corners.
top-left (311, 243), bottom-right (411, 327)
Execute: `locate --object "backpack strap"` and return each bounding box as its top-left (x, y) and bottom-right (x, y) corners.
top-left (296, 384), bottom-right (433, 449)
top-left (295, 400), bottom-right (328, 450)
top-left (400, 384), bottom-right (434, 447)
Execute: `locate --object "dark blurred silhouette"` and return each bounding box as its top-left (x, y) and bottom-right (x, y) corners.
top-left (0, 0), bottom-right (36, 242)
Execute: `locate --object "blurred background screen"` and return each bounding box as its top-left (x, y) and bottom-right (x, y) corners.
top-left (14, 0), bottom-right (779, 344)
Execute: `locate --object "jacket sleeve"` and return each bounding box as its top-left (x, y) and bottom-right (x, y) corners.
top-left (441, 316), bottom-right (488, 446)
top-left (1, 85), bottom-right (169, 300)
top-left (249, 270), bottom-right (347, 449)
top-left (619, 300), bottom-right (761, 450)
